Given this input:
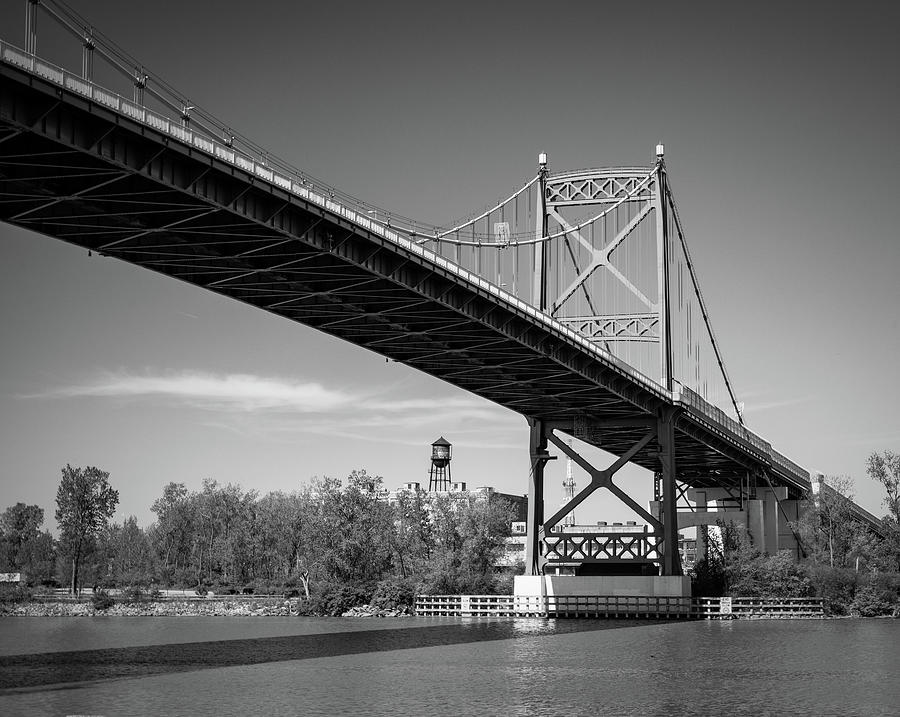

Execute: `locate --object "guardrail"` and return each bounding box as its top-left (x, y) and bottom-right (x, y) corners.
top-left (694, 597), bottom-right (823, 619)
top-left (770, 449), bottom-right (810, 485)
top-left (415, 595), bottom-right (824, 619)
top-left (415, 594), bottom-right (517, 617)
top-left (675, 385), bottom-right (813, 490)
top-left (675, 385), bottom-right (770, 457)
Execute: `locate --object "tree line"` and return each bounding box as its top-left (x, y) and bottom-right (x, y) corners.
top-left (1, 466), bottom-right (518, 612)
top-left (2, 451), bottom-right (899, 615)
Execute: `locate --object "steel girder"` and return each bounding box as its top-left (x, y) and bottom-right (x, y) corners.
top-left (0, 63), bottom-right (777, 494)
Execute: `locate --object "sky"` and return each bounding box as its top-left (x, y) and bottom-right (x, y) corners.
top-left (0, 0), bottom-right (898, 530)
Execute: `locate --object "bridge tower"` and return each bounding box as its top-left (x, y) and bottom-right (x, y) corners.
top-left (428, 437), bottom-right (452, 492)
top-left (521, 147), bottom-right (688, 582)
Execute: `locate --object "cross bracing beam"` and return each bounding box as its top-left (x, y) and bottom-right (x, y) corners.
top-left (3, 55), bottom-right (874, 526)
top-left (545, 169), bottom-right (655, 206)
top-left (557, 313), bottom-right (660, 342)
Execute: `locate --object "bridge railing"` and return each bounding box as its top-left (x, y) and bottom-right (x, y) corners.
top-left (675, 384), bottom-right (814, 490)
top-left (0, 40), bottom-right (434, 238)
top-left (674, 384), bottom-right (770, 456)
top-left (543, 531), bottom-right (662, 564)
top-left (770, 449), bottom-right (810, 485)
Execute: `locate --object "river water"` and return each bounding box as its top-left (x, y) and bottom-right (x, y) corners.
top-left (0, 616), bottom-right (898, 716)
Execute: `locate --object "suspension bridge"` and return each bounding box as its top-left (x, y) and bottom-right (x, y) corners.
top-left (0, 2), bottom-right (883, 589)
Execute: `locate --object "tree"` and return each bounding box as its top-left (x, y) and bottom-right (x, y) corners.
top-left (325, 470), bottom-right (394, 583)
top-left (55, 465), bottom-right (119, 595)
top-left (254, 491), bottom-right (307, 582)
top-left (421, 491), bottom-right (514, 594)
top-left (867, 451), bottom-right (900, 523)
top-left (150, 482), bottom-right (193, 583)
top-left (867, 451), bottom-right (900, 571)
top-left (0, 503), bottom-right (45, 571)
top-left (391, 489), bottom-right (432, 578)
top-left (106, 516), bottom-right (156, 587)
top-left (456, 494), bottom-right (514, 589)
top-left (796, 475), bottom-right (862, 568)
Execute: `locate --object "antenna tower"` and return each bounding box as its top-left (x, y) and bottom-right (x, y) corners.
top-left (562, 440), bottom-right (576, 526)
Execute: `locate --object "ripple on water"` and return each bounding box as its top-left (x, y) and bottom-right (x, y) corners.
top-left (0, 618), bottom-right (898, 717)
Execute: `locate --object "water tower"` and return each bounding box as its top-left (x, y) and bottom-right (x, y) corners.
top-left (428, 436), bottom-right (452, 492)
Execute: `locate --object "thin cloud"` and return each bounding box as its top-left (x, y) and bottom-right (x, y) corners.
top-left (25, 369), bottom-right (496, 420)
top-left (28, 370), bottom-right (354, 413)
top-left (231, 399), bottom-right (519, 444)
top-left (744, 396), bottom-right (814, 413)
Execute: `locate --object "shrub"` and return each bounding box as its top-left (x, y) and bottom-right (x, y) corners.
top-left (91, 590), bottom-right (115, 611)
top-left (370, 578), bottom-right (416, 611)
top-left (121, 585), bottom-right (159, 603)
top-left (0, 584), bottom-right (32, 603)
top-left (691, 558), bottom-right (726, 597)
top-left (851, 574), bottom-right (900, 617)
top-left (297, 581), bottom-right (375, 616)
top-left (805, 566), bottom-right (859, 615)
top-left (418, 572), bottom-right (458, 596)
top-left (249, 579), bottom-right (279, 595)
top-left (728, 550), bottom-right (811, 598)
top-left (418, 568), bottom-right (500, 596)
top-left (493, 568), bottom-right (520, 596)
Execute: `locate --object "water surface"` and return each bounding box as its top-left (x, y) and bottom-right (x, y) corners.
top-left (1, 617), bottom-right (897, 716)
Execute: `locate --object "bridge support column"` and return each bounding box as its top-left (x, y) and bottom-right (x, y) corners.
top-left (525, 418), bottom-right (550, 576)
top-left (692, 490), bottom-right (710, 563)
top-left (762, 487), bottom-right (780, 555)
top-left (777, 496), bottom-right (802, 559)
top-left (657, 410), bottom-right (681, 576)
top-left (746, 498), bottom-right (765, 549)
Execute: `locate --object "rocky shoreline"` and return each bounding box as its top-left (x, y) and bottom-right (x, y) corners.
top-left (0, 599), bottom-right (411, 618)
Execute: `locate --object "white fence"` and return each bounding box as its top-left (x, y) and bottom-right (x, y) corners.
top-left (415, 595), bottom-right (823, 619)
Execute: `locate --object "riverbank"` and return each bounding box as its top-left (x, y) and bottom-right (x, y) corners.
top-left (0, 599), bottom-right (410, 618)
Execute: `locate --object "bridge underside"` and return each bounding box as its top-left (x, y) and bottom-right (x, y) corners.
top-left (0, 66), bottom-right (767, 481)
top-left (1, 63), bottom-right (826, 576)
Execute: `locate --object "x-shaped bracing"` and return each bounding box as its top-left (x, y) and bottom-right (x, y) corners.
top-left (542, 426), bottom-right (663, 535)
top-left (549, 201), bottom-right (655, 315)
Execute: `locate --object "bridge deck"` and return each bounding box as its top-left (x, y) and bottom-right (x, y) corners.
top-left (0, 43), bottom-right (881, 532)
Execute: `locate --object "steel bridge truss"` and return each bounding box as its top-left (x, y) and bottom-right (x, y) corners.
top-left (526, 413), bottom-right (681, 577)
top-left (539, 164), bottom-right (673, 396)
